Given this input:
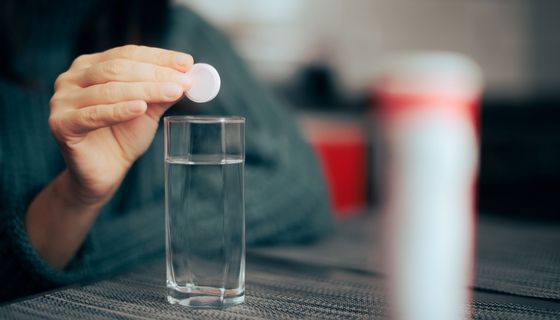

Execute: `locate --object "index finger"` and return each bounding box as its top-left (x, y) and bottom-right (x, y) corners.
top-left (71, 45), bottom-right (193, 72)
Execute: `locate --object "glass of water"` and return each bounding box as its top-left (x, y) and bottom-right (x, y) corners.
top-left (164, 116), bottom-right (245, 308)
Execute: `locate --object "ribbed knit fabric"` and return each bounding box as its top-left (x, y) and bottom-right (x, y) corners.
top-left (0, 4), bottom-right (332, 302)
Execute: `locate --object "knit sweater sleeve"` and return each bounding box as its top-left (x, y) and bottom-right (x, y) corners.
top-left (164, 6), bottom-right (333, 244)
top-left (0, 178), bottom-right (91, 302)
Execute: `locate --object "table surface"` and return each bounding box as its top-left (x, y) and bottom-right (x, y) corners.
top-left (2, 213), bottom-right (560, 319)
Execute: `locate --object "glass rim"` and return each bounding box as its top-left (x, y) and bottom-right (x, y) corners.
top-left (164, 115), bottom-right (245, 124)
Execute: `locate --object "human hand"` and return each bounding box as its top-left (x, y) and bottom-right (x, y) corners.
top-left (48, 45), bottom-right (193, 206)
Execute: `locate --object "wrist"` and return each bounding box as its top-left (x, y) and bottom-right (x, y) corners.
top-left (26, 170), bottom-right (105, 269)
top-left (53, 170), bottom-right (110, 211)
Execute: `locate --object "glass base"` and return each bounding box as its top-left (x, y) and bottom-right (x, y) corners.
top-left (166, 285), bottom-right (245, 308)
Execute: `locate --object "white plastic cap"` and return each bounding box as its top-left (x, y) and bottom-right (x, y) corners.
top-left (184, 63), bottom-right (221, 103)
top-left (375, 51), bottom-right (483, 98)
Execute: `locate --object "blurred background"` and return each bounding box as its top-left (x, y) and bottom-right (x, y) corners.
top-left (180, 0), bottom-right (560, 220)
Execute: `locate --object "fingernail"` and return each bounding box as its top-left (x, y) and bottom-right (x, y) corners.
top-left (162, 83), bottom-right (182, 99)
top-left (175, 54), bottom-right (191, 68)
top-left (127, 102), bottom-right (146, 113)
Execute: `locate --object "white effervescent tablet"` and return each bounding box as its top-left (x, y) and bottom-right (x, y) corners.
top-left (184, 63), bottom-right (221, 103)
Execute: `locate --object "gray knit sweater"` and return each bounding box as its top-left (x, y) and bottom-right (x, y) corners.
top-left (0, 5), bottom-right (331, 302)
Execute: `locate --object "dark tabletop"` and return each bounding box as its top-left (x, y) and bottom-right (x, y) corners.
top-left (2, 213), bottom-right (560, 319)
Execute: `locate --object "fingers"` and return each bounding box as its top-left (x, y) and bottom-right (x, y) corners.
top-left (71, 59), bottom-right (192, 88)
top-left (71, 45), bottom-right (193, 72)
top-left (52, 101), bottom-right (147, 136)
top-left (67, 82), bottom-right (184, 108)
top-left (51, 45), bottom-right (193, 141)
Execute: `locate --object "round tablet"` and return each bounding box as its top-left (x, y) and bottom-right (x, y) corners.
top-left (184, 63), bottom-right (221, 103)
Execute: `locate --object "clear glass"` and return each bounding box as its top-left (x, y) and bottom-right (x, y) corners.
top-left (164, 116), bottom-right (245, 308)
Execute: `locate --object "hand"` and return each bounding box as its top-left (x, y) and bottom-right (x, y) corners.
top-left (48, 45), bottom-right (193, 206)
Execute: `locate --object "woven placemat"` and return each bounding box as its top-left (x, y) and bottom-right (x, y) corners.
top-left (252, 214), bottom-right (560, 301)
top-left (475, 216), bottom-right (560, 300)
top-left (3, 254), bottom-right (560, 320)
top-left (3, 213), bottom-right (560, 319)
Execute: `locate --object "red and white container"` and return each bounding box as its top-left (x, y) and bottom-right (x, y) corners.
top-left (376, 52), bottom-right (482, 320)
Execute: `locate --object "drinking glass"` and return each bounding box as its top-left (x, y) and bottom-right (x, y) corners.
top-left (164, 116), bottom-right (245, 308)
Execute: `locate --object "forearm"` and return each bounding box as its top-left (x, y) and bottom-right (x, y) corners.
top-left (25, 170), bottom-right (103, 270)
